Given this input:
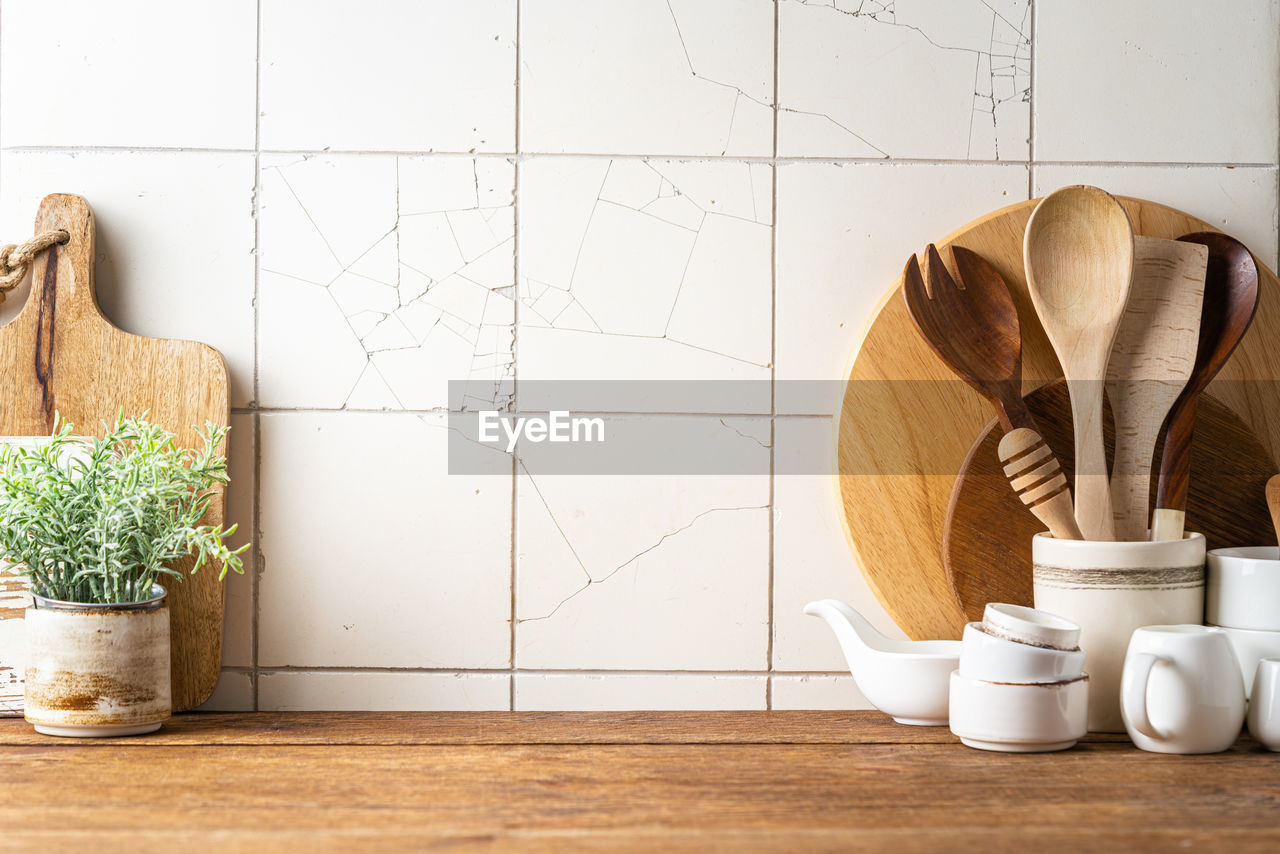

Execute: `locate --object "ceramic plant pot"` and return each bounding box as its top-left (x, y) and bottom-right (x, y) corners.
top-left (1032, 533), bottom-right (1206, 733)
top-left (23, 585), bottom-right (171, 737)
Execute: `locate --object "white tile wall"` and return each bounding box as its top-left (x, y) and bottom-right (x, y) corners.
top-left (1, 0), bottom-right (1277, 711)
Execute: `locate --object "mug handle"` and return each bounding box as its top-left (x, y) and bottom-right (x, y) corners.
top-left (1122, 652), bottom-right (1167, 740)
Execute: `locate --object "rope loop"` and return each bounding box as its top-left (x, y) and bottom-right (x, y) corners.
top-left (0, 229), bottom-right (70, 301)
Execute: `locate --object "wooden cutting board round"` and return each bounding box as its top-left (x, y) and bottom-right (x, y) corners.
top-left (945, 380), bottom-right (1277, 624)
top-left (836, 196), bottom-right (1280, 640)
top-left (0, 194), bottom-right (230, 710)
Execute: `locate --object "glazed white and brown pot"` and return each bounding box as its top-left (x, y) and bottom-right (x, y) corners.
top-left (1032, 533), bottom-right (1206, 733)
top-left (23, 585), bottom-right (171, 737)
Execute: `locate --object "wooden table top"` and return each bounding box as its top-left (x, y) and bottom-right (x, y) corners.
top-left (0, 710), bottom-right (1275, 852)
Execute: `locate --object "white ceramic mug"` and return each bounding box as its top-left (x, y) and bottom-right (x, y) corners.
top-left (1207, 547), bottom-right (1280, 631)
top-left (1033, 532), bottom-right (1205, 732)
top-left (1120, 625), bottom-right (1245, 754)
top-left (1247, 658), bottom-right (1280, 751)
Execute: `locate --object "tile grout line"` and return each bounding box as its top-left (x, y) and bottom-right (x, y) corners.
top-left (510, 0), bottom-right (522, 713)
top-left (765, 0), bottom-right (780, 712)
top-left (225, 665), bottom-right (857, 678)
top-left (238, 407), bottom-right (834, 418)
top-left (3, 145), bottom-right (1278, 171)
top-left (250, 0), bottom-right (263, 712)
top-left (1027, 0), bottom-right (1035, 201)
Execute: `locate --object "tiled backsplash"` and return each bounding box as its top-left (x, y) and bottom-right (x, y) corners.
top-left (0, 0), bottom-right (1277, 711)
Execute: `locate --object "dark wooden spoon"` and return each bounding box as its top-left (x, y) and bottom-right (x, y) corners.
top-left (902, 244), bottom-right (1034, 432)
top-left (1150, 232), bottom-right (1260, 541)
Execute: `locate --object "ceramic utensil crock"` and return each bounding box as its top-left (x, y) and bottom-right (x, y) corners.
top-left (23, 586), bottom-right (171, 737)
top-left (1120, 625), bottom-right (1245, 754)
top-left (1033, 532), bottom-right (1205, 732)
top-left (1247, 658), bottom-right (1280, 751)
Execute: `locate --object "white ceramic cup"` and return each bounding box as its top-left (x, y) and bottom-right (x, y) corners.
top-left (1247, 658), bottom-right (1280, 751)
top-left (1215, 624), bottom-right (1280, 699)
top-left (1033, 532), bottom-right (1205, 732)
top-left (958, 623), bottom-right (1085, 684)
top-left (948, 671), bottom-right (1089, 752)
top-left (1120, 625), bottom-right (1245, 754)
top-left (1207, 547), bottom-right (1280, 631)
top-left (982, 603), bottom-right (1081, 650)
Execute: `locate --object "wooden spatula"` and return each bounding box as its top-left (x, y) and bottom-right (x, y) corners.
top-left (0, 194), bottom-right (230, 711)
top-left (1105, 236), bottom-right (1207, 541)
top-left (1151, 232), bottom-right (1261, 541)
top-left (1267, 475), bottom-right (1280, 546)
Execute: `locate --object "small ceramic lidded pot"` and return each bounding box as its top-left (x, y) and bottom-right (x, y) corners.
top-left (23, 586), bottom-right (171, 737)
top-left (1032, 533), bottom-right (1206, 732)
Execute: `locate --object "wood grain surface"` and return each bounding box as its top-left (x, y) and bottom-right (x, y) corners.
top-left (0, 712), bottom-right (1273, 852)
top-left (1105, 236), bottom-right (1207, 540)
top-left (946, 381), bottom-right (1276, 623)
top-left (837, 196), bottom-right (1280, 640)
top-left (0, 195), bottom-right (230, 710)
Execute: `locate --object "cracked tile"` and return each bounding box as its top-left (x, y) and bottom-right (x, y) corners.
top-left (259, 154), bottom-right (516, 411)
top-left (1036, 0), bottom-right (1280, 163)
top-left (521, 0), bottom-right (774, 156)
top-left (260, 0), bottom-right (515, 151)
top-left (0, 0), bottom-right (255, 148)
top-left (515, 674), bottom-right (766, 710)
top-left (258, 413), bottom-right (512, 668)
top-left (519, 158), bottom-right (772, 413)
top-left (515, 416), bottom-right (769, 670)
top-left (259, 672), bottom-right (509, 711)
top-left (1034, 165), bottom-right (1280, 271)
top-left (771, 418), bottom-right (906, 674)
top-left (775, 161), bottom-right (1027, 414)
top-left (778, 0), bottom-right (1031, 159)
top-left (0, 150), bottom-right (257, 408)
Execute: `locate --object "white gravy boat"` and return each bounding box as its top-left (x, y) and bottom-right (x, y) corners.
top-left (804, 599), bottom-right (961, 725)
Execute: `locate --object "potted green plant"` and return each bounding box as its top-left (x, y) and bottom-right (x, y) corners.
top-left (0, 414), bottom-right (245, 737)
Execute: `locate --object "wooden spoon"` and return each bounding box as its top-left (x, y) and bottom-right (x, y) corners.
top-left (901, 245), bottom-right (1033, 432)
top-left (1268, 475), bottom-right (1280, 545)
top-left (1105, 236), bottom-right (1207, 541)
top-left (1151, 232), bottom-right (1261, 541)
top-left (1024, 186), bottom-right (1135, 540)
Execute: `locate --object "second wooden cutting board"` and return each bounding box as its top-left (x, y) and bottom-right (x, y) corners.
top-left (0, 194), bottom-right (231, 711)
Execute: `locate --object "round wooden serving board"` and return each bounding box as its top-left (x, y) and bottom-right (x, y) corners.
top-left (836, 196), bottom-right (1280, 640)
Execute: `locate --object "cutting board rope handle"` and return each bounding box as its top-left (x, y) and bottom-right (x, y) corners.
top-left (0, 229), bottom-right (69, 297)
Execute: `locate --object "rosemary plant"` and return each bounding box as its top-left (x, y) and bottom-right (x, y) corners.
top-left (0, 414), bottom-right (246, 604)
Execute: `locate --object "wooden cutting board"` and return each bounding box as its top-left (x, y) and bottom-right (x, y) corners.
top-left (0, 194), bottom-right (230, 711)
top-left (945, 380), bottom-right (1277, 623)
top-left (836, 196), bottom-right (1280, 640)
